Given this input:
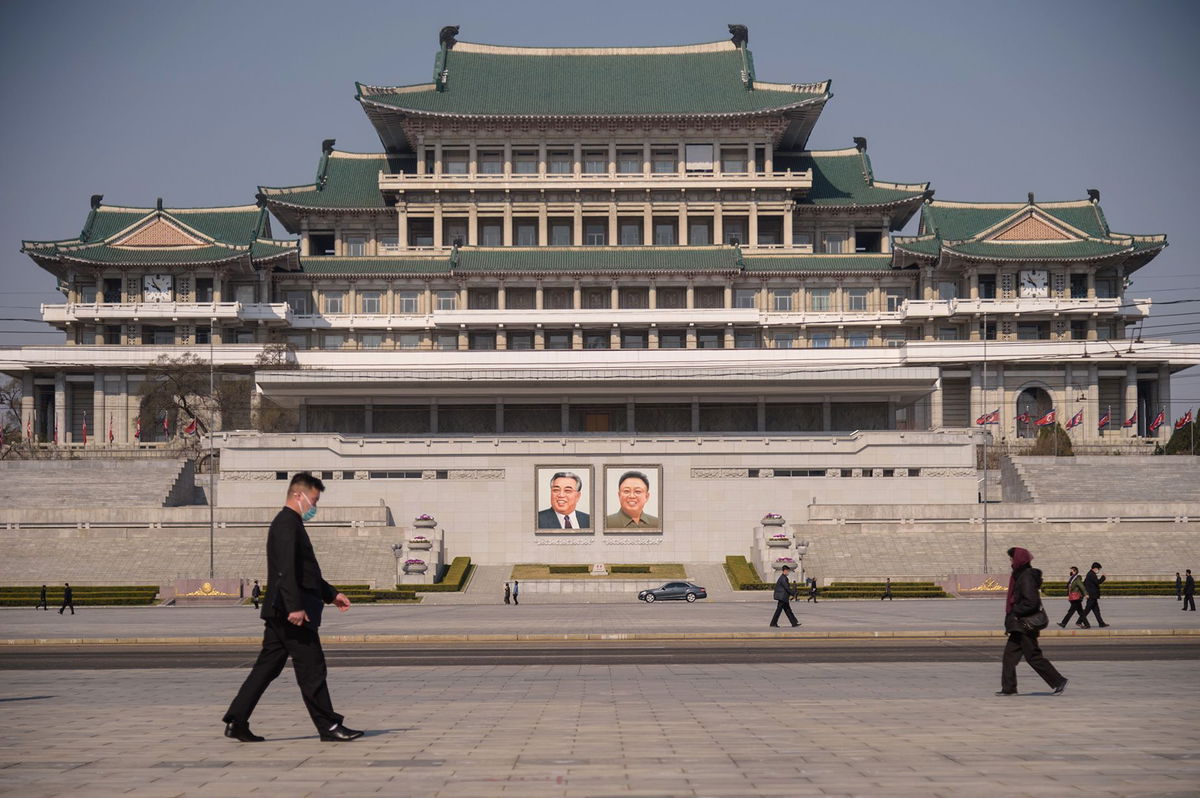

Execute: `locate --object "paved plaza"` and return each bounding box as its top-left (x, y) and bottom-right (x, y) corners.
top-left (1, 658), bottom-right (1197, 797)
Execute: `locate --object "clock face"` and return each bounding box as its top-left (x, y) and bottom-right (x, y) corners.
top-left (143, 273), bottom-right (173, 302)
top-left (1018, 269), bottom-right (1048, 298)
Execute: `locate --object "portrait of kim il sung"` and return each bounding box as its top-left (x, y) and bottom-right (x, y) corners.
top-left (535, 466), bottom-right (593, 530)
top-left (604, 466), bottom-right (662, 531)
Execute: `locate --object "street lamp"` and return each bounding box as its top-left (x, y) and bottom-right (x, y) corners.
top-left (795, 539), bottom-right (810, 586)
top-left (391, 543), bottom-right (405, 583)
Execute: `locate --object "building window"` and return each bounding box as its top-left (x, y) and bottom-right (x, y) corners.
top-left (323, 291), bottom-right (345, 314)
top-left (724, 219), bottom-right (746, 246)
top-left (848, 331), bottom-right (870, 347)
top-left (478, 151), bottom-right (502, 174)
top-left (548, 151), bottom-right (572, 174)
top-left (938, 281), bottom-right (958, 301)
top-left (443, 150), bottom-right (468, 174)
top-left (479, 221), bottom-right (503, 246)
top-left (360, 333), bottom-right (384, 349)
top-left (821, 233), bottom-right (846, 254)
top-left (513, 151), bottom-right (538, 174)
top-left (652, 150), bottom-right (678, 174)
top-left (658, 329), bottom-right (686, 348)
top-left (653, 220), bottom-right (677, 246)
top-left (1096, 278), bottom-right (1117, 298)
top-left (515, 221), bottom-right (538, 246)
top-left (684, 144), bottom-right (714, 173)
top-left (582, 288), bottom-right (610, 309)
top-left (398, 291), bottom-right (419, 313)
top-left (884, 330), bottom-right (905, 347)
top-left (720, 148), bottom-right (747, 173)
top-left (545, 330), bottom-right (571, 349)
top-left (285, 333), bottom-right (307, 350)
top-left (695, 287), bottom-right (723, 309)
top-left (734, 330), bottom-right (759, 348)
top-left (688, 220), bottom-right (712, 246)
top-left (435, 290), bottom-right (458, 311)
top-left (772, 330), bottom-right (796, 349)
top-left (810, 332), bottom-right (832, 348)
top-left (397, 332), bottom-right (421, 349)
top-left (79, 284), bottom-right (98, 304)
top-left (549, 220), bottom-right (573, 246)
top-left (322, 334), bottom-right (345, 349)
top-left (846, 288), bottom-right (868, 312)
top-left (792, 230), bottom-right (813, 252)
top-left (468, 331), bottom-right (496, 350)
top-left (194, 278), bottom-right (214, 302)
top-left (1017, 323), bottom-right (1045, 340)
top-left (285, 291), bottom-right (311, 315)
top-left (344, 236), bottom-right (367, 256)
top-left (978, 275), bottom-right (997, 299)
top-left (1070, 320), bottom-right (1088, 340)
top-left (734, 288), bottom-right (758, 309)
top-left (435, 332), bottom-right (458, 350)
top-left (885, 288), bottom-right (908, 312)
top-left (309, 232), bottom-right (335, 255)
top-left (618, 220), bottom-right (642, 246)
top-left (619, 288), bottom-right (648, 309)
top-left (507, 331), bottom-right (534, 350)
top-left (359, 291), bottom-right (381, 314)
top-left (104, 325), bottom-right (122, 345)
top-left (937, 327), bottom-right (958, 341)
top-left (770, 289), bottom-right (794, 312)
top-left (582, 150), bottom-right (607, 174)
top-left (757, 218), bottom-right (782, 246)
top-left (584, 221), bottom-right (607, 246)
top-left (468, 289), bottom-right (497, 310)
top-left (697, 330), bottom-right (723, 348)
top-left (506, 287), bottom-right (535, 310)
top-left (621, 330), bottom-right (648, 349)
top-left (855, 231), bottom-right (883, 253)
top-left (808, 288), bottom-right (832, 312)
top-left (377, 234), bottom-right (398, 253)
top-left (583, 331), bottom-right (610, 349)
top-left (408, 220), bottom-right (434, 247)
top-left (617, 151), bottom-right (641, 174)
top-left (443, 220), bottom-right (468, 248)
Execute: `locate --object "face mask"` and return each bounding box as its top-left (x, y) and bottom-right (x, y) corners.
top-left (299, 493), bottom-right (318, 522)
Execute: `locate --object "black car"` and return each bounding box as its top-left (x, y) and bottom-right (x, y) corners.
top-left (638, 581), bottom-right (708, 603)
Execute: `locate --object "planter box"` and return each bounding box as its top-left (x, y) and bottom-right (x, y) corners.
top-left (403, 565), bottom-right (429, 575)
top-left (413, 519), bottom-right (437, 529)
top-left (771, 561), bottom-right (797, 570)
top-left (762, 517), bottom-right (786, 527)
top-left (766, 538), bottom-right (791, 547)
top-left (407, 539), bottom-right (433, 550)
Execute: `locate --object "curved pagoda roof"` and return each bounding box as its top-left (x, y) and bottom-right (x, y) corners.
top-left (776, 144), bottom-right (930, 228)
top-left (893, 196), bottom-right (1166, 270)
top-left (356, 36), bottom-right (830, 152)
top-left (22, 200), bottom-right (298, 278)
top-left (258, 147), bottom-right (413, 231)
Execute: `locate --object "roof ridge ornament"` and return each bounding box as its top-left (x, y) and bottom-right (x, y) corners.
top-left (322, 139), bottom-right (336, 155)
top-left (156, 197), bottom-right (163, 211)
top-left (853, 137), bottom-right (867, 152)
top-left (729, 24), bottom-right (748, 46)
top-left (1027, 192), bottom-right (1035, 205)
top-left (440, 25), bottom-right (459, 50)
top-left (90, 194), bottom-right (103, 210)
top-left (1087, 188), bottom-right (1100, 203)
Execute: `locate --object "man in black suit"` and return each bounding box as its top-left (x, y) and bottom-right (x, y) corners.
top-left (222, 473), bottom-right (362, 743)
top-left (1080, 561), bottom-right (1109, 628)
top-left (1183, 569), bottom-right (1196, 612)
top-left (57, 583), bottom-right (73, 615)
top-left (537, 471), bottom-right (590, 529)
top-left (769, 565), bottom-right (800, 627)
top-left (36, 584), bottom-right (48, 610)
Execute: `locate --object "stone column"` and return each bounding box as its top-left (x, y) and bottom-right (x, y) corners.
top-left (119, 371), bottom-right (130, 444)
top-left (1123, 364), bottom-right (1138, 437)
top-left (748, 199), bottom-right (759, 247)
top-left (642, 202), bottom-right (653, 245)
top-left (930, 376), bottom-right (944, 429)
top-left (1087, 363), bottom-right (1100, 442)
top-left (969, 364), bottom-right (982, 428)
top-left (468, 201), bottom-right (478, 246)
top-left (713, 203), bottom-right (724, 244)
top-left (783, 203), bottom-right (794, 248)
top-left (398, 204), bottom-right (408, 249)
top-left (608, 204), bottom-right (618, 246)
top-left (502, 201), bottom-right (513, 246)
top-left (53, 371), bottom-right (66, 445)
top-left (92, 373), bottom-right (105, 448)
top-left (685, 279), bottom-right (695, 309)
top-left (677, 199), bottom-right (688, 246)
top-left (537, 204), bottom-right (548, 246)
top-left (535, 281), bottom-right (544, 310)
top-left (467, 142), bottom-right (477, 177)
top-left (433, 205), bottom-right (444, 249)
top-left (1157, 363), bottom-right (1172, 439)
top-left (573, 202), bottom-right (583, 245)
top-left (573, 142), bottom-right (582, 177)
top-left (20, 373), bottom-right (34, 441)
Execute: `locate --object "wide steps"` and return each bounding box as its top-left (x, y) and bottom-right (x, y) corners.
top-left (0, 459), bottom-right (191, 508)
top-left (1011, 457), bottom-right (1200, 504)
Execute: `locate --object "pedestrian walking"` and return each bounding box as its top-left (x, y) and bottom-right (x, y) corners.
top-left (503, 582), bottom-right (511, 604)
top-left (1183, 569), bottom-right (1196, 612)
top-left (251, 580), bottom-right (261, 610)
top-left (997, 547), bottom-right (1068, 697)
top-left (806, 577), bottom-right (819, 603)
top-left (1079, 562), bottom-right (1109, 628)
top-left (1177, 572), bottom-right (1183, 602)
top-left (881, 577), bottom-right (892, 600)
top-left (36, 584), bottom-right (48, 610)
top-left (1056, 566), bottom-right (1088, 629)
top-left (769, 565), bottom-right (800, 627)
top-left (512, 579), bottom-right (519, 605)
top-left (57, 583), bottom-right (74, 615)
top-left (222, 472), bottom-right (363, 743)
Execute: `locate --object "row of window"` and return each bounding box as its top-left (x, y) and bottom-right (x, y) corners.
top-left (315, 221), bottom-right (877, 252)
top-left (424, 143), bottom-right (768, 177)
top-left (282, 285), bottom-right (911, 315)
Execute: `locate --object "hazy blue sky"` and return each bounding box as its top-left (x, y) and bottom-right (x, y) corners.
top-left (1, 0), bottom-right (1197, 414)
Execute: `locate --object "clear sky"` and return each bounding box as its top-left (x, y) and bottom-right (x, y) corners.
top-left (1, 0), bottom-right (1197, 416)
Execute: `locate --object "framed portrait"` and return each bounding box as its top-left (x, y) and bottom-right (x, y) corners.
top-left (603, 465), bottom-right (663, 533)
top-left (533, 465), bottom-right (594, 532)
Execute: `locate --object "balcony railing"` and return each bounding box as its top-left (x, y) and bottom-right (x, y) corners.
top-left (901, 296), bottom-right (1146, 319)
top-left (380, 168), bottom-right (812, 193)
top-left (41, 302), bottom-right (292, 324)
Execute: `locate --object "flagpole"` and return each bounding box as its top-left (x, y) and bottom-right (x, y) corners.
top-left (981, 311), bottom-right (988, 574)
top-left (209, 321), bottom-right (215, 580)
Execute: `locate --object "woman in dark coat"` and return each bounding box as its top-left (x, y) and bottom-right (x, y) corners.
top-left (998, 547), bottom-right (1068, 696)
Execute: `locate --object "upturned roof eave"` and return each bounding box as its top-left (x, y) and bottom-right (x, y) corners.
top-left (355, 94), bottom-right (828, 122)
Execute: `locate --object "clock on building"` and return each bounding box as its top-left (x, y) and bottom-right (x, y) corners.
top-left (143, 273), bottom-right (173, 302)
top-left (1018, 269), bottom-right (1048, 298)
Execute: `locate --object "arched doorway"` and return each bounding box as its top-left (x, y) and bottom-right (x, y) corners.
top-left (1016, 386), bottom-right (1053, 439)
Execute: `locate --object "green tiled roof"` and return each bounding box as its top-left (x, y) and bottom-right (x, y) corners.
top-left (920, 200), bottom-right (1109, 240)
top-left (777, 149), bottom-right (928, 209)
top-left (357, 41), bottom-right (827, 117)
top-left (741, 254), bottom-right (895, 273)
top-left (54, 243), bottom-right (247, 266)
top-left (453, 246), bottom-right (741, 273)
top-left (944, 240), bottom-right (1131, 261)
top-left (259, 151), bottom-right (413, 212)
top-left (891, 235), bottom-right (941, 258)
top-left (83, 206), bottom-right (270, 242)
top-left (300, 257), bottom-right (451, 276)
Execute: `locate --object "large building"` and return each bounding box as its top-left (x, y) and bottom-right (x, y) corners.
top-left (3, 27), bottom-right (1197, 564)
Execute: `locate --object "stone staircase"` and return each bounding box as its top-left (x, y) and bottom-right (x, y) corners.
top-left (0, 459), bottom-right (195, 508)
top-left (1004, 456), bottom-right (1200, 503)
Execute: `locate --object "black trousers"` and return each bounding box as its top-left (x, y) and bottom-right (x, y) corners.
top-left (1080, 597), bottom-right (1105, 626)
top-left (58, 600), bottom-right (74, 615)
top-left (224, 618), bottom-right (343, 732)
top-left (770, 600), bottom-right (798, 626)
top-left (1001, 631), bottom-right (1065, 693)
top-left (1060, 599), bottom-right (1086, 626)
top-left (1184, 594), bottom-right (1196, 611)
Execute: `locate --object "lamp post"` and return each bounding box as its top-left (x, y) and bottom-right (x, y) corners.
top-left (208, 320), bottom-right (215, 579)
top-left (795, 539), bottom-right (810, 587)
top-left (391, 543), bottom-right (405, 584)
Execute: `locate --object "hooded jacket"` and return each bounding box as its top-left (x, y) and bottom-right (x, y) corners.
top-left (1005, 547), bottom-right (1044, 633)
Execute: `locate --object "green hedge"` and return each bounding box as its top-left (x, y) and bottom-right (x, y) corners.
top-left (1041, 580), bottom-right (1177, 596)
top-left (0, 585), bottom-right (159, 606)
top-left (724, 556), bottom-right (774, 590)
top-left (407, 557), bottom-right (473, 592)
top-left (609, 565), bottom-right (651, 574)
top-left (548, 565), bottom-right (590, 574)
top-left (1, 596), bottom-right (157, 607)
top-left (823, 581), bottom-right (949, 598)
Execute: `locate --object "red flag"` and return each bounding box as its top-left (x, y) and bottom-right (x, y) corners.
top-left (1016, 411), bottom-right (1031, 424)
top-left (975, 409), bottom-right (999, 425)
top-left (82, 413), bottom-right (88, 446)
top-left (134, 417), bottom-right (141, 439)
top-left (1034, 409), bottom-right (1057, 427)
top-left (1149, 408), bottom-right (1166, 432)
top-left (162, 412), bottom-right (169, 436)
top-left (1176, 410), bottom-right (1194, 430)
top-left (183, 418), bottom-right (197, 436)
top-left (108, 415), bottom-right (114, 444)
top-left (1097, 407), bottom-right (1112, 429)
top-left (26, 415), bottom-right (32, 441)
top-left (53, 417), bottom-right (58, 446)
top-left (1122, 410), bottom-right (1137, 428)
top-left (1065, 409), bottom-right (1084, 430)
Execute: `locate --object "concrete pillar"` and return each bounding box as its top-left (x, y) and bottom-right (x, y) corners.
top-left (783, 203), bottom-right (794, 248)
top-left (1087, 363), bottom-right (1099, 442)
top-left (608, 204), bottom-right (618, 246)
top-left (92, 373), bottom-right (104, 448)
top-left (535, 282), bottom-right (544, 310)
top-left (119, 371), bottom-right (129, 444)
top-left (20, 373), bottom-right (34, 441)
top-left (537, 204), bottom-right (548, 246)
top-left (53, 371), bottom-right (66, 445)
top-left (434, 143), bottom-right (443, 176)
top-left (643, 203), bottom-right (653, 245)
top-left (930, 376), bottom-right (944, 428)
top-left (433, 205), bottom-right (444, 249)
top-left (969, 364), bottom-right (982, 428)
top-left (468, 201), bottom-right (478, 246)
top-left (398, 204), bottom-right (408, 249)
top-left (573, 142), bottom-right (582, 177)
top-left (713, 204), bottom-right (724, 244)
top-left (573, 202), bottom-right (583, 245)
top-left (822, 396), bottom-right (832, 431)
top-left (748, 200), bottom-right (759, 247)
top-left (677, 200), bottom-right (688, 246)
top-left (1123, 364), bottom-right (1138, 437)
top-left (502, 201), bottom-right (513, 247)
top-left (686, 279), bottom-right (695, 309)
top-left (1158, 363), bottom-right (1172, 439)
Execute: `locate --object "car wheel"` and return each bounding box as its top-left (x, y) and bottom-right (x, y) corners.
top-left (685, 592), bottom-right (696, 602)
top-left (644, 593), bottom-right (655, 603)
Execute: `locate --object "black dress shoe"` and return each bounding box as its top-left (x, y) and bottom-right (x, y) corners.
top-left (1055, 622), bottom-right (1067, 628)
top-left (319, 724), bottom-right (363, 742)
top-left (1098, 623), bottom-right (1110, 628)
top-left (224, 722), bottom-right (264, 742)
top-left (769, 623), bottom-right (779, 627)
top-left (790, 622), bottom-right (800, 627)
top-left (1052, 679), bottom-right (1068, 695)
top-left (994, 691), bottom-right (1018, 696)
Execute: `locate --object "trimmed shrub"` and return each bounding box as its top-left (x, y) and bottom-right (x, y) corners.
top-left (1029, 422), bottom-right (1074, 456)
top-left (609, 565), bottom-right (651, 574)
top-left (407, 557), bottom-right (473, 592)
top-left (548, 565), bottom-right (590, 574)
top-left (1041, 580), bottom-right (1176, 596)
top-left (1162, 421), bottom-right (1197, 455)
top-left (724, 556), bottom-right (773, 590)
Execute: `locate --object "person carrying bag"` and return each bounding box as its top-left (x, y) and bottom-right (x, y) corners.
top-left (997, 546), bottom-right (1068, 696)
top-left (1057, 566), bottom-right (1088, 628)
